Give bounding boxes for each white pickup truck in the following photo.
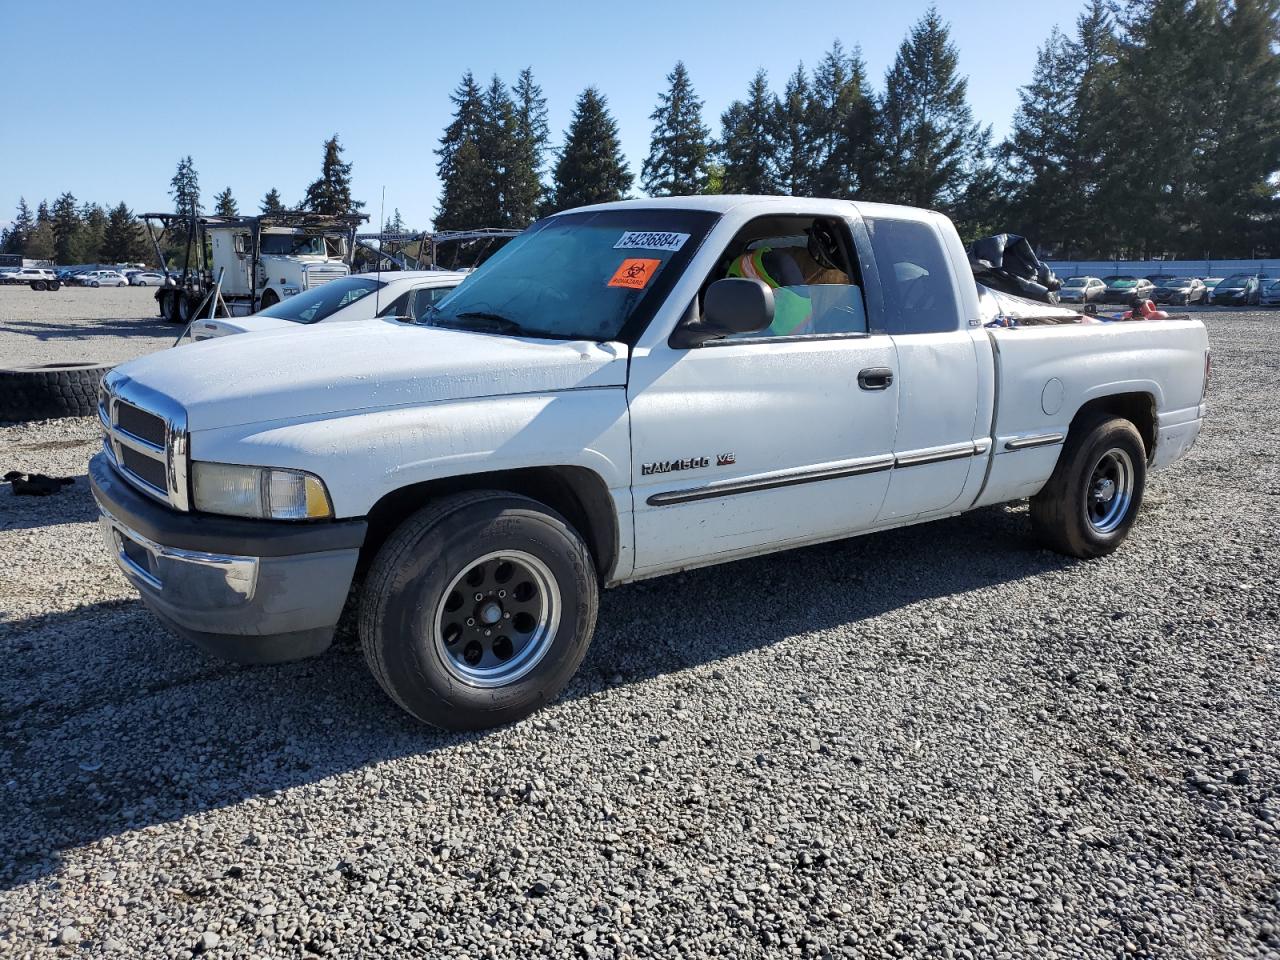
[91,196,1210,730]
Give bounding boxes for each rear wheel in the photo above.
[1031,415,1146,559]
[359,491,598,730]
[32,280,47,291]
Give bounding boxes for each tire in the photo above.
[1030,414,1147,559]
[176,293,193,325]
[117,281,126,287]
[136,281,147,286]
[32,280,47,291]
[359,490,599,730]
[49,280,60,291]
[90,281,100,288]
[0,361,113,421]
[259,289,279,310]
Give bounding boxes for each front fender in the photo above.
[188,388,634,520]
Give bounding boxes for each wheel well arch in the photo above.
[1069,392,1157,461]
[358,466,620,583]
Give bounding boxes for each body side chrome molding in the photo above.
[645,437,995,507]
[646,454,896,506]
[1003,432,1065,451]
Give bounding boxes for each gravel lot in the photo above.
[0,286,174,366]
[1,311,1277,959]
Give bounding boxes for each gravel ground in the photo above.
[0,311,1277,959]
[0,286,174,366]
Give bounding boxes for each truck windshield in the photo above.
[425,209,718,342]
[256,276,384,324]
[260,234,326,256]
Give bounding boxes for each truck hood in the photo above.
[111,321,629,431]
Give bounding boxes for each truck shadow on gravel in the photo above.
[0,501,1073,890]
[0,316,175,344]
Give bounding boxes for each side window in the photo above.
[707,216,868,341]
[376,291,411,319]
[410,285,453,322]
[864,217,960,335]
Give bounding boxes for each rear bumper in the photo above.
[90,452,366,663]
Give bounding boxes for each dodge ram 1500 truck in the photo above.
[91,197,1210,729]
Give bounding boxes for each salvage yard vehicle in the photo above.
[1209,272,1269,306]
[1057,276,1105,303]
[78,269,128,288]
[185,270,465,340]
[1151,277,1207,305]
[6,266,61,290]
[1260,278,1280,306]
[1101,275,1155,303]
[90,196,1210,730]
[141,210,368,324]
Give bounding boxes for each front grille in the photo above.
[304,266,347,289]
[119,445,169,491]
[116,402,166,447]
[99,381,189,511]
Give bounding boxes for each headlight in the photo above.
[191,462,332,520]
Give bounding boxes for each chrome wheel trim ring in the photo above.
[433,549,561,689]
[1085,447,1135,535]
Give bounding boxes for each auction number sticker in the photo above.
[614,231,690,252]
[608,258,662,290]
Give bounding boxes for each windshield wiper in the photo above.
[437,311,526,334]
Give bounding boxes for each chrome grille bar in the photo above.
[98,372,190,511]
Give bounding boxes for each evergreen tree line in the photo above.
[435,1,1280,258]
[7,2,1278,262]
[1,135,363,265]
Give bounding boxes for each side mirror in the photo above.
[672,277,775,347]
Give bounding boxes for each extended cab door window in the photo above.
[863,217,961,335]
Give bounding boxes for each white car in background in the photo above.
[128,271,167,286]
[187,270,466,340]
[79,270,129,287]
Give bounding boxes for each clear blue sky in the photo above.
[0,0,1087,231]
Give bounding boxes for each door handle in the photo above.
[858,367,894,391]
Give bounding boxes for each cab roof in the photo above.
[556,194,938,223]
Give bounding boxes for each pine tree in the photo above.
[1062,0,1120,256]
[101,203,139,263]
[547,87,633,212]
[480,75,518,226]
[435,72,496,229]
[719,70,780,195]
[304,135,363,215]
[642,62,711,196]
[775,64,815,196]
[36,200,51,225]
[1187,0,1280,256]
[3,198,34,255]
[1002,28,1079,250]
[169,156,201,215]
[75,202,107,263]
[384,208,408,233]
[505,67,549,226]
[808,42,880,198]
[51,192,80,264]
[260,188,285,214]
[213,187,238,217]
[879,8,988,212]
[24,221,55,261]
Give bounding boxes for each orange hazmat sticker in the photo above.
[608,258,661,290]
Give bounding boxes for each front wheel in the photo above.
[359,491,599,730]
[1031,415,1146,559]
[90,281,100,288]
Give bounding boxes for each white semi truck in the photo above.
[140,211,368,324]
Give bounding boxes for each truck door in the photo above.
[627,212,900,578]
[859,214,983,521]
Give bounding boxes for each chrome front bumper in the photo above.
[99,505,257,606]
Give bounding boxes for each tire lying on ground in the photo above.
[0,362,114,421]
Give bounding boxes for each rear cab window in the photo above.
[862,216,961,336]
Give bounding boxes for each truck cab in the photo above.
[93,196,1210,731]
[209,225,351,310]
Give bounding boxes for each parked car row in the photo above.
[1058,271,1278,306]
